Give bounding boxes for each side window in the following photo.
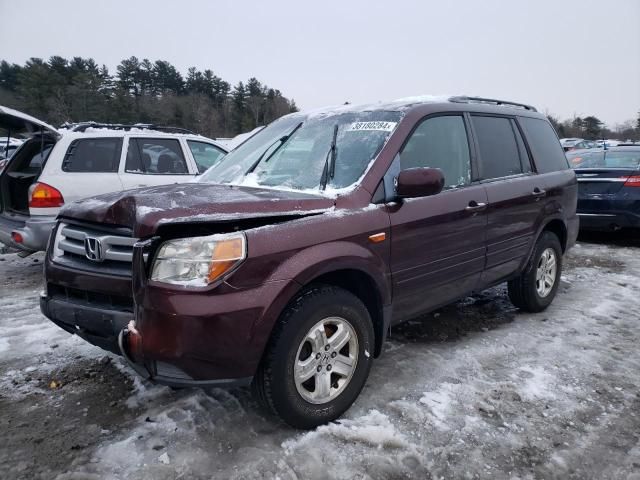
[125,138,189,174]
[512,119,533,173]
[62,138,122,173]
[518,117,570,173]
[399,115,471,188]
[471,116,522,180]
[187,140,226,173]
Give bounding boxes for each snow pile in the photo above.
[279,410,424,479]
[3,240,640,478]
[283,410,409,451]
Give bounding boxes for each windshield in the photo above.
[200,110,403,191]
[569,150,640,169]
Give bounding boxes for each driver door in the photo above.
[388,114,488,322]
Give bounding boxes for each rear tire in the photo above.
[508,231,563,313]
[253,285,374,429]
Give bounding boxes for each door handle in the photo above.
[465,201,487,212]
[532,188,546,200]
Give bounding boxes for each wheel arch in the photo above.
[542,218,568,253]
[251,246,392,370]
[302,268,388,358]
[519,216,568,273]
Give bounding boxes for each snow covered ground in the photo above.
[1,233,640,479]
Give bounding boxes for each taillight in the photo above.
[623,175,640,187]
[29,182,64,208]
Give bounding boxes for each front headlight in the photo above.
[150,232,246,287]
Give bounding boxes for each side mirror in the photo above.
[395,167,444,198]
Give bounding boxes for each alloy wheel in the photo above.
[536,247,557,298]
[293,316,359,404]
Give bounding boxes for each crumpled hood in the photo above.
[59,182,335,237]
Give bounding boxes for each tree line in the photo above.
[546,112,640,141]
[0,56,298,138]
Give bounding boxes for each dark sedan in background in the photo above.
[568,147,640,231]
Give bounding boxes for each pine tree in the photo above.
[0,55,297,137]
[582,116,603,140]
[231,81,247,132]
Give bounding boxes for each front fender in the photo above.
[267,240,391,305]
[246,240,392,366]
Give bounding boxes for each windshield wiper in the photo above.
[245,121,303,175]
[320,124,339,190]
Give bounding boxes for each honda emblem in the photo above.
[84,237,104,262]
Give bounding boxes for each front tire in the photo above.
[253,285,374,429]
[508,231,563,312]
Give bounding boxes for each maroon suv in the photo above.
[41,96,578,428]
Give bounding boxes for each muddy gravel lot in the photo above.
[1,232,640,480]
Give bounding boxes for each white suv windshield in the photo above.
[200,111,402,191]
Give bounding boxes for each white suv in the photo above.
[0,106,227,253]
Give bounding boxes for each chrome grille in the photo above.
[58,224,137,262]
[53,222,138,276]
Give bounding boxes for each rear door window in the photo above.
[125,138,189,174]
[471,115,522,180]
[399,115,472,188]
[518,117,569,173]
[187,140,226,173]
[62,138,122,172]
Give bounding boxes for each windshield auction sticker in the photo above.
[347,121,397,132]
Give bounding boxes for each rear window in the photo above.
[471,115,523,179]
[125,138,189,175]
[569,150,640,169]
[518,117,569,173]
[62,138,122,173]
[6,139,54,174]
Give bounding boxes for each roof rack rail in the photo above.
[65,122,196,135]
[616,143,639,147]
[448,96,538,112]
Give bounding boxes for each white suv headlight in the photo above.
[150,232,246,287]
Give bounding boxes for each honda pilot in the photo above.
[41,95,578,428]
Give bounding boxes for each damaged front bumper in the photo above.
[118,324,252,389]
[40,292,252,388]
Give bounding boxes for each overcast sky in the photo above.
[1,0,639,126]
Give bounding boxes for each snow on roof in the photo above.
[303,94,454,118]
[56,127,223,147]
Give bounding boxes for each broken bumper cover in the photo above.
[118,327,252,389]
[40,293,252,388]
[40,293,131,355]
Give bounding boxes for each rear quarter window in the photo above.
[518,117,569,173]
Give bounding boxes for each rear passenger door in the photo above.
[389,114,488,322]
[470,115,546,285]
[118,137,196,190]
[46,137,125,204]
